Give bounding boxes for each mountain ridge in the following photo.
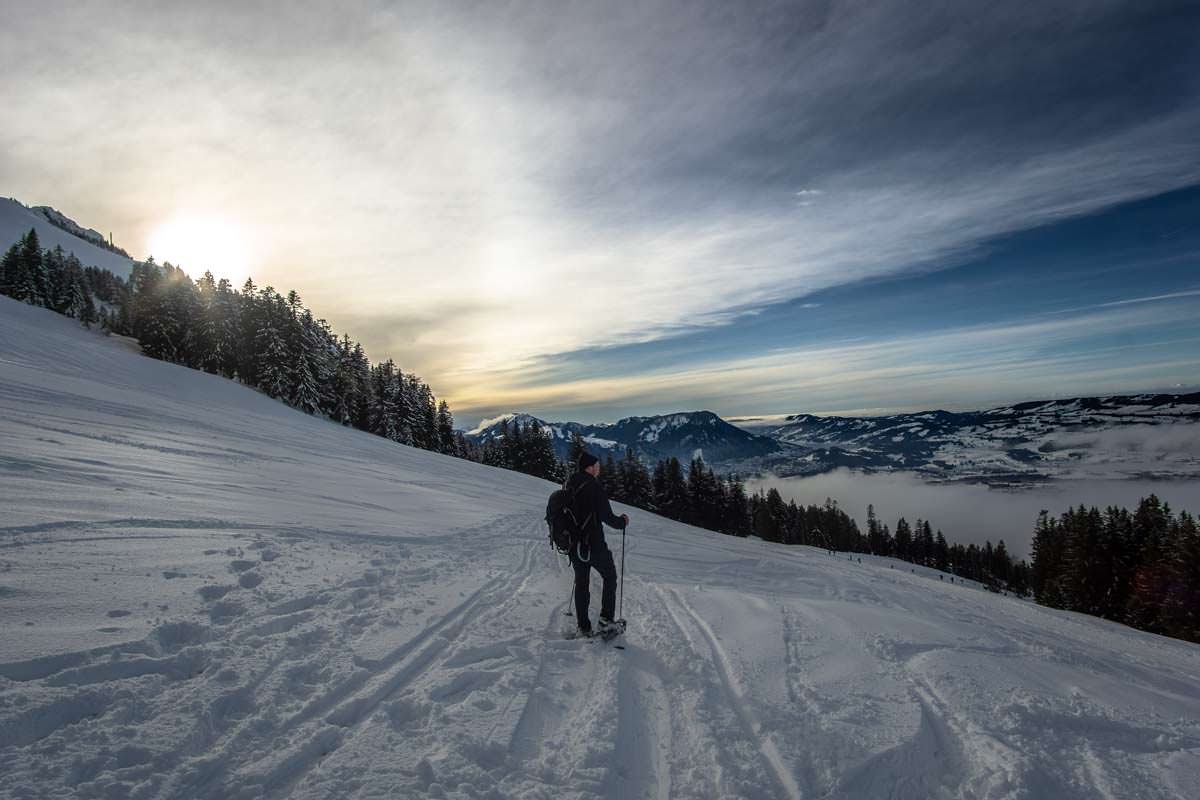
[470,392,1200,485]
[0,197,135,278]
[464,408,781,465]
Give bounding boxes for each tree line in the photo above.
[1,229,462,458]
[1030,496,1199,643]
[0,228,116,324]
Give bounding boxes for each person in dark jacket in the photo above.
[566,451,629,636]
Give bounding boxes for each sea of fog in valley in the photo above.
[746,469,1200,559]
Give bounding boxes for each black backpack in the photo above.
[545,484,592,559]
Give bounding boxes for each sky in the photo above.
[2,0,1198,427]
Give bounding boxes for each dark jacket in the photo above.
[565,470,626,547]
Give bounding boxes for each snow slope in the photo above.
[1,296,1198,799]
[0,197,134,278]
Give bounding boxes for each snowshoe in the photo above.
[596,618,626,642]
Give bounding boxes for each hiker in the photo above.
[566,452,629,636]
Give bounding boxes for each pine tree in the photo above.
[436,401,455,454]
[1104,506,1136,620]
[483,419,510,468]
[255,290,292,400]
[130,259,182,361]
[663,457,689,521]
[291,350,323,414]
[193,271,221,373]
[1162,511,1200,642]
[1030,511,1067,607]
[686,457,720,530]
[44,245,69,313]
[5,230,40,303]
[19,229,47,304]
[601,454,620,500]
[331,335,361,425]
[420,385,438,451]
[290,309,334,416]
[213,278,240,377]
[894,518,913,562]
[349,342,372,430]
[934,530,950,572]
[755,487,787,543]
[918,521,935,567]
[236,278,262,384]
[725,477,751,537]
[0,239,19,296]
[866,504,883,554]
[619,448,654,511]
[507,421,527,472]
[992,539,1012,588]
[1127,495,1172,632]
[382,364,408,443]
[523,421,561,481]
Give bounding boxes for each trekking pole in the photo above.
[566,573,575,617]
[619,522,627,621]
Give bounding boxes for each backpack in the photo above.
[545,483,592,559]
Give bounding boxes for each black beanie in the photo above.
[578,452,599,471]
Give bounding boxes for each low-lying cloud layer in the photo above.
[1045,424,1200,458]
[748,469,1200,560]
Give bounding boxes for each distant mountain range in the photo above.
[465,410,781,466]
[468,393,1200,485]
[745,393,1200,485]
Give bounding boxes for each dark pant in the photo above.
[572,542,617,627]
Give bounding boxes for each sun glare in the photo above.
[147,215,254,287]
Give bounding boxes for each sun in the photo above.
[147,214,254,287]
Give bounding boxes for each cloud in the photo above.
[1045,424,1200,458]
[453,300,1200,424]
[1096,290,1200,309]
[2,1,1197,406]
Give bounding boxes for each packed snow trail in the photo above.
[1,296,1199,799]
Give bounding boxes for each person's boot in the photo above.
[597,617,624,637]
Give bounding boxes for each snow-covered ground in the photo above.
[2,296,1198,799]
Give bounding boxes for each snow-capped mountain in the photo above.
[465,409,781,465]
[739,394,1200,484]
[470,394,1200,485]
[0,197,135,278]
[3,295,1197,799]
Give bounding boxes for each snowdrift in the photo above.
[1,296,1197,799]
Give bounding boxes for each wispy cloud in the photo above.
[452,301,1200,422]
[1096,289,1200,309]
[2,1,1197,414]
[1045,288,1200,316]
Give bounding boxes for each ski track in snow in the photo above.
[662,586,802,800]
[2,296,1200,799]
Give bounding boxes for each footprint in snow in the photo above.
[238,572,263,589]
[197,584,235,601]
